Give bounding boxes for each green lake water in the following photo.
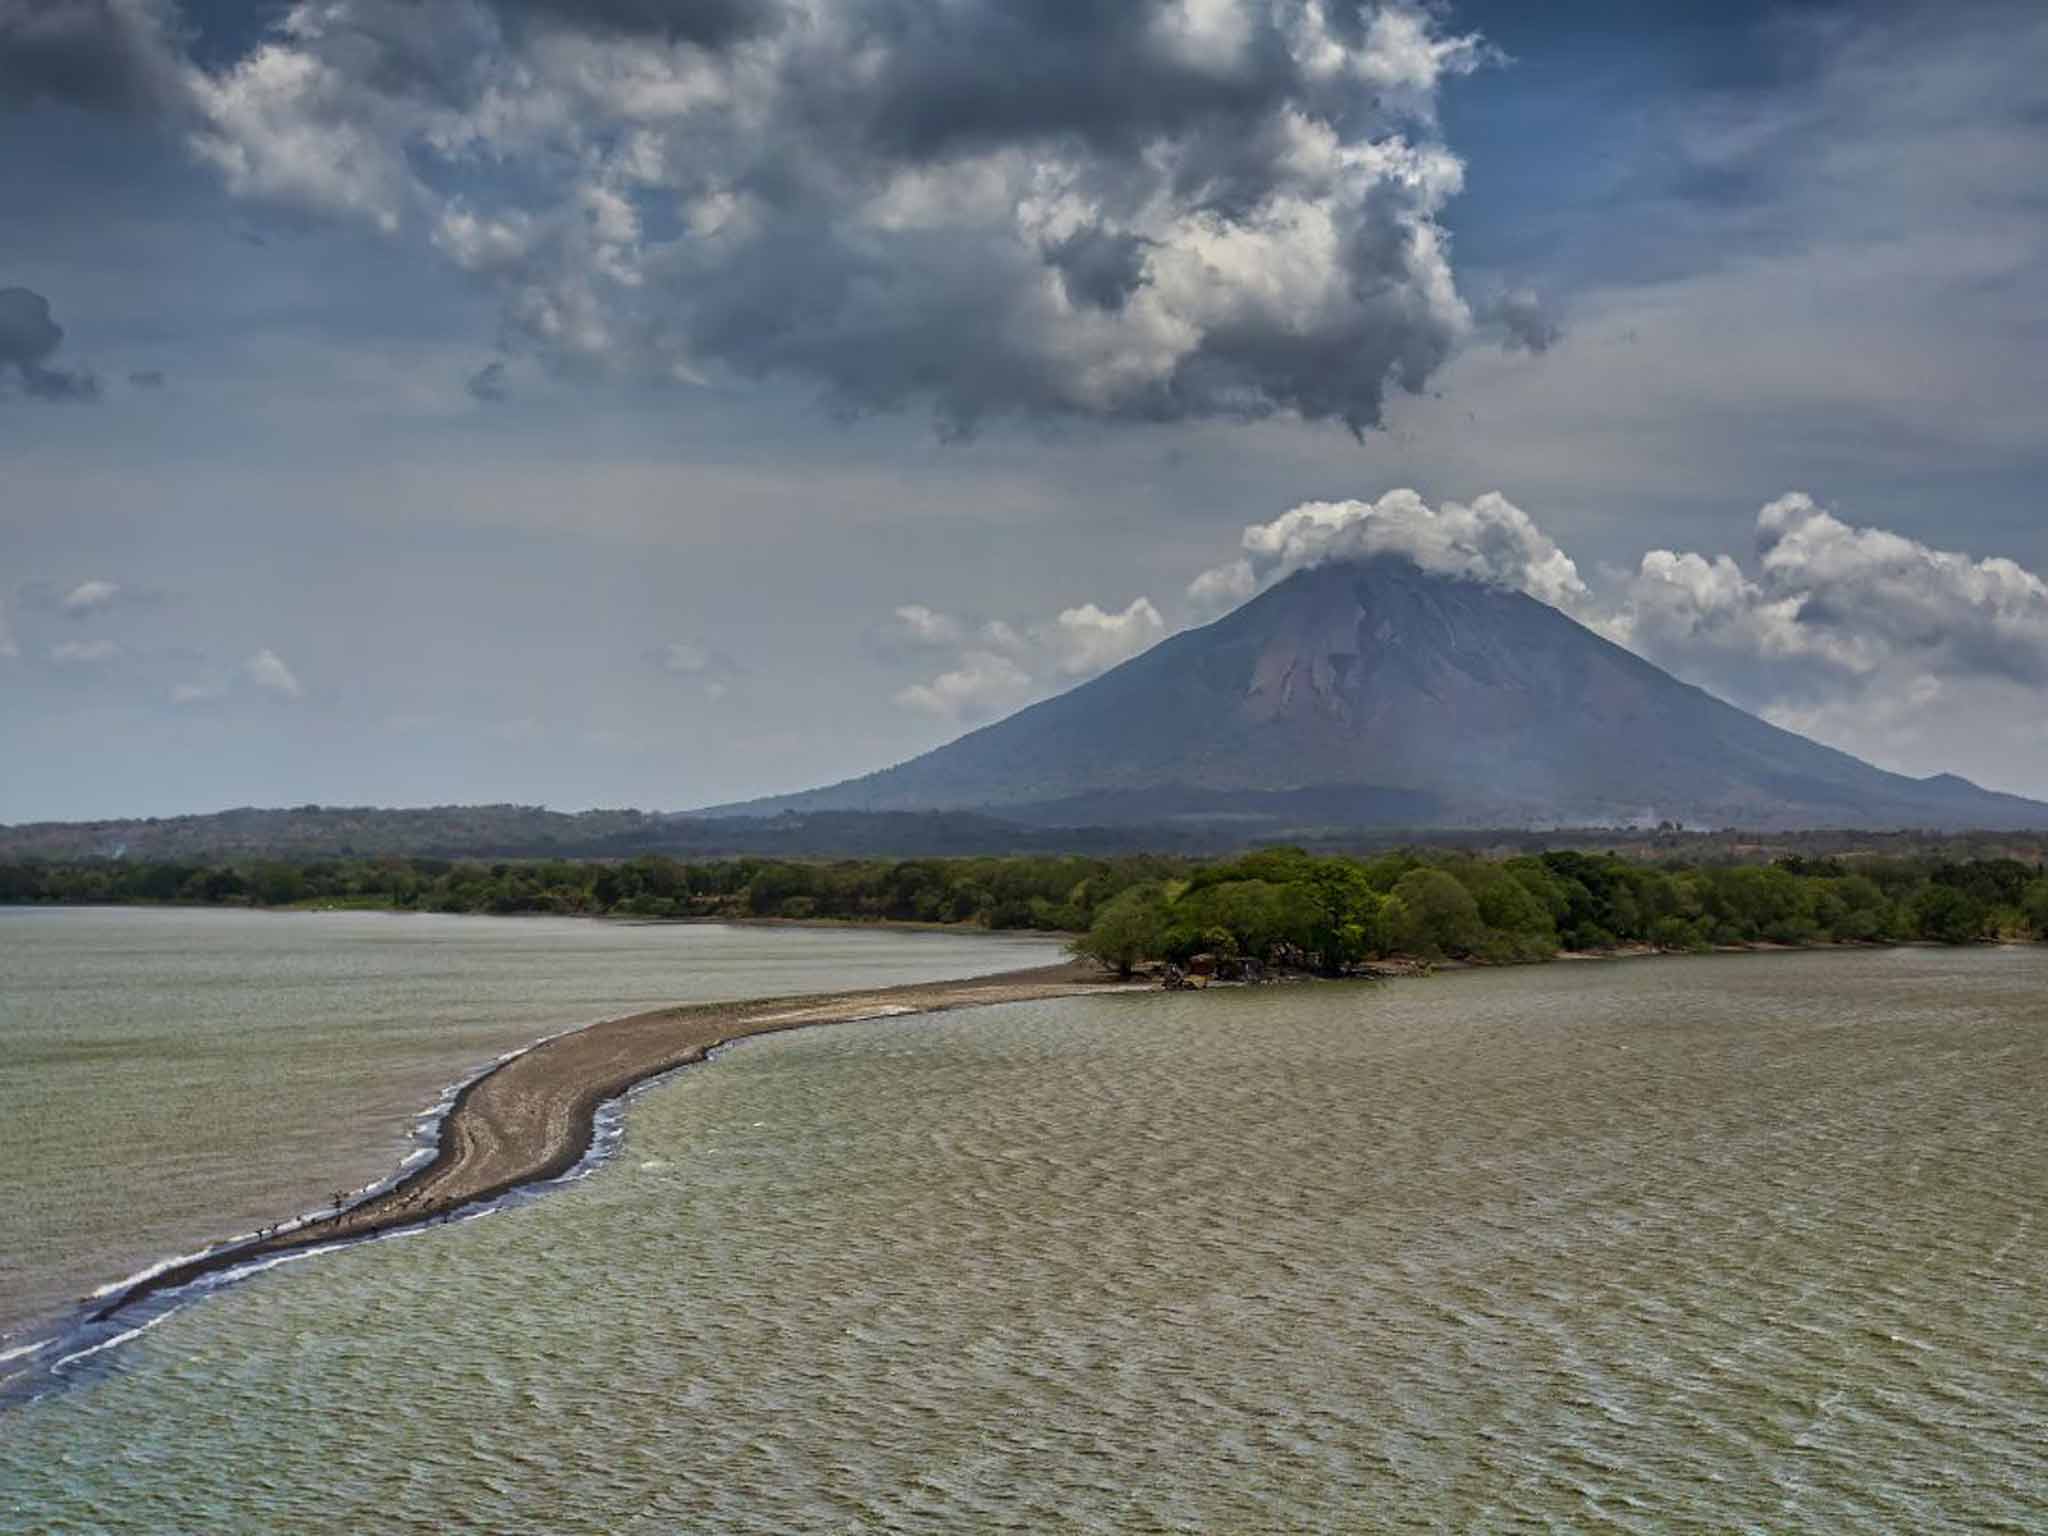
[4,934,2046,1530]
[0,907,1058,1342]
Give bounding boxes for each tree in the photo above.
[1390,869,1484,958]
[1071,885,1167,976]
[2023,877,2048,939]
[1913,883,1987,945]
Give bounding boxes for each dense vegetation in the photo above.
[0,853,1180,928]
[1067,848,2048,975]
[10,802,2048,865]
[5,849,2047,974]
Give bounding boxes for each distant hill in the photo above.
[0,805,663,862]
[711,556,2048,833]
[0,803,1265,862]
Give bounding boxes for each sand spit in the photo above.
[88,960,1130,1324]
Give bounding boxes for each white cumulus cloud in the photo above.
[1185,557,1258,620]
[62,578,122,615]
[894,650,1035,724]
[889,593,1165,722]
[1581,492,2048,789]
[1612,493,2048,692]
[245,647,303,697]
[888,605,965,650]
[1042,598,1165,678]
[1190,487,1591,614]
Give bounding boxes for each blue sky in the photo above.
[4,0,2046,819]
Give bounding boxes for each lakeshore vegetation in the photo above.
[6,848,2048,973]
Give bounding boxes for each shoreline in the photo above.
[84,958,1139,1326]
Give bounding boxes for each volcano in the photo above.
[717,558,2048,831]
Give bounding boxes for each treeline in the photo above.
[5,849,2047,969]
[1069,847,2048,974]
[13,803,2048,866]
[0,853,1181,929]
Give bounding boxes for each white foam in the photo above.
[89,1242,230,1301]
[52,1310,177,1373]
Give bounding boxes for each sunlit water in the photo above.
[0,907,1059,1341]
[5,944,2048,1530]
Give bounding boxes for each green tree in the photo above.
[1071,885,1168,976]
[1390,869,1484,958]
[2022,877,2048,939]
[1913,883,1987,944]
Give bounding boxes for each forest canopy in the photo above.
[5,848,2046,973]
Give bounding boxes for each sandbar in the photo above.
[92,959,1127,1321]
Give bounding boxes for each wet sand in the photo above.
[91,959,1129,1321]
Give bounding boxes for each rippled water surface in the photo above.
[6,946,2047,1531]
[0,907,1058,1339]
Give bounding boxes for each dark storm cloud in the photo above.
[488,0,777,48]
[0,0,190,115]
[1044,225,1151,314]
[0,287,100,402]
[808,1,1295,161]
[171,0,1490,436]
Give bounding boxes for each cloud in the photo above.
[1611,493,2048,696]
[894,650,1035,724]
[0,599,17,660]
[655,638,738,699]
[871,603,1040,667]
[151,0,1492,435]
[656,640,719,675]
[887,604,965,650]
[487,0,774,48]
[888,593,1163,721]
[127,368,166,389]
[0,0,193,116]
[170,651,310,706]
[1192,487,1591,613]
[1485,288,1560,355]
[0,287,100,402]
[466,360,509,402]
[1185,557,1258,620]
[244,647,303,696]
[50,638,119,663]
[62,578,122,616]
[1043,597,1165,678]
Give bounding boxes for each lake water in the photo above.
[0,907,1059,1343]
[4,940,2046,1530]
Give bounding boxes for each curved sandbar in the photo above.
[91,959,1126,1322]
